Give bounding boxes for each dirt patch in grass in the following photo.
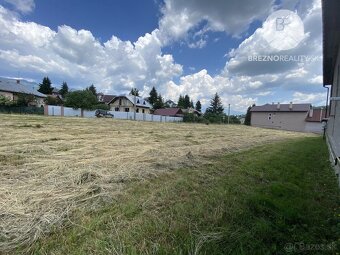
[0,114,314,253]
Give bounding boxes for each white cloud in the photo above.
[158,0,274,46]
[4,0,34,13]
[292,92,325,105]
[0,6,182,95]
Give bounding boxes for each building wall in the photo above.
[109,97,150,114]
[304,122,323,134]
[326,44,340,179]
[251,111,308,132]
[0,91,14,100]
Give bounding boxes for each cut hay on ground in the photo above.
[0,114,313,252]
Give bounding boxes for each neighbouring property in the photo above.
[154,108,184,117]
[323,0,340,183]
[250,103,325,133]
[0,78,46,107]
[108,95,151,114]
[97,93,116,104]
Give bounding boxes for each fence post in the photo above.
[44,105,48,116]
[61,105,64,117]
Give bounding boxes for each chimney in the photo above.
[289,102,293,110]
[309,108,313,118]
[16,79,20,84]
[277,102,280,110]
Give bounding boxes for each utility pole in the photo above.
[228,104,230,124]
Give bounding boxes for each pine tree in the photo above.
[206,93,224,114]
[195,100,202,112]
[87,84,97,95]
[130,88,140,96]
[59,82,69,97]
[190,100,194,108]
[154,94,164,109]
[177,95,185,108]
[149,87,158,107]
[184,95,190,109]
[38,77,53,95]
[244,104,255,126]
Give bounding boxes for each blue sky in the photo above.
[0,0,325,113]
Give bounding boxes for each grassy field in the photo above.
[0,114,322,253]
[26,137,340,254]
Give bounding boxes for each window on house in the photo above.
[142,109,145,113]
[137,99,140,104]
[115,107,119,111]
[125,108,129,112]
[143,101,146,105]
[136,108,139,113]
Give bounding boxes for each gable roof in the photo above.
[109,95,152,108]
[99,94,116,104]
[0,78,47,98]
[306,109,326,122]
[250,103,311,112]
[154,108,183,116]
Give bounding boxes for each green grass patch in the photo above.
[24,137,340,254]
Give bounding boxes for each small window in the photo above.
[143,101,146,105]
[136,108,139,113]
[125,108,129,112]
[142,109,145,113]
[115,107,119,111]
[137,99,140,104]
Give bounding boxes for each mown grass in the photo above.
[24,137,339,254]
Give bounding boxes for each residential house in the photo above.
[154,108,184,117]
[323,0,340,183]
[165,99,177,108]
[97,93,116,104]
[250,103,314,132]
[0,78,46,107]
[108,95,151,114]
[182,107,202,116]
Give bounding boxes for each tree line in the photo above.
[31,77,243,124]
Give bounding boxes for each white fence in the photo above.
[46,105,183,123]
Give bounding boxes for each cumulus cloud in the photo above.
[0,6,182,95]
[158,0,274,45]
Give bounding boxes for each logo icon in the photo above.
[262,10,305,51]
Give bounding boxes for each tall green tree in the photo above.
[184,95,191,109]
[244,104,255,126]
[59,82,69,97]
[64,90,98,110]
[195,100,202,112]
[206,93,224,114]
[38,77,53,95]
[153,94,164,110]
[130,88,140,96]
[148,86,158,107]
[177,95,185,108]
[87,84,97,95]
